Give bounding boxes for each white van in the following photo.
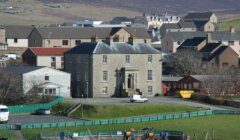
[0,105,9,123]
[130,95,148,103]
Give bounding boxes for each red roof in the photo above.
[30,48,70,56]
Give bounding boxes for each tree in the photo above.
[0,70,24,105]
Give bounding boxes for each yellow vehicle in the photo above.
[177,90,194,99]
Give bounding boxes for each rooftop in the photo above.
[30,48,70,56]
[65,42,160,54]
[2,25,34,38]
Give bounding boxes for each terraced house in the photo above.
[64,42,162,98]
[28,27,151,48]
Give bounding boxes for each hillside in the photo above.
[0,0,240,25]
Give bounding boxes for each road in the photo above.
[67,97,225,110]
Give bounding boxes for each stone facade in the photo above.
[64,42,162,98]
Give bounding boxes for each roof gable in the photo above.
[2,25,34,39]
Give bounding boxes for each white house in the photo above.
[5,66,71,98]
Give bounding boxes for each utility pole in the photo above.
[81,94,83,118]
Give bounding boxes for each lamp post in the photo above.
[81,94,83,118]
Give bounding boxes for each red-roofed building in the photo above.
[22,47,69,69]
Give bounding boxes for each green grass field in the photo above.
[219,18,240,31]
[0,131,17,140]
[21,115,240,140]
[52,103,200,120]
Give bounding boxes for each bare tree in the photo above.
[0,70,24,105]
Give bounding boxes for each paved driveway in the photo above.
[66,97,225,110]
[1,114,79,126]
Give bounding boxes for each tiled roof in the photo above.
[30,48,70,56]
[2,25,34,38]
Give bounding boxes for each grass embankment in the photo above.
[22,115,240,140]
[219,18,240,31]
[51,102,199,120]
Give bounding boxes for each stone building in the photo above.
[28,27,151,48]
[64,42,162,98]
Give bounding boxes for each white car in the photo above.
[130,95,148,103]
[0,105,9,123]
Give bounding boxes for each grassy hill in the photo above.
[0,0,240,25]
[219,18,240,31]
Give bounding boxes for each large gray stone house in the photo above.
[64,42,162,98]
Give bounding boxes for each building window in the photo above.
[51,57,56,62]
[188,84,192,89]
[62,40,68,45]
[148,55,152,63]
[51,57,56,68]
[184,84,187,89]
[103,55,107,64]
[193,82,199,89]
[113,35,119,42]
[177,41,181,45]
[148,86,153,93]
[125,55,130,63]
[45,76,49,81]
[102,86,108,94]
[45,88,56,95]
[144,39,147,43]
[147,70,152,81]
[228,41,234,46]
[103,71,108,81]
[47,40,50,44]
[14,38,18,43]
[222,63,229,67]
[75,40,81,45]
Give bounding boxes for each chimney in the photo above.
[230,26,235,33]
[206,33,212,43]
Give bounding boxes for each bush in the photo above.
[191,93,240,108]
[51,102,73,115]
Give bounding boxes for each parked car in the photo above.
[0,105,9,123]
[35,108,51,115]
[130,95,148,103]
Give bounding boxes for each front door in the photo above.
[127,74,134,89]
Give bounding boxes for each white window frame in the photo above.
[147,70,153,81]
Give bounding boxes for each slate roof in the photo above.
[2,25,34,38]
[199,43,221,52]
[166,31,240,42]
[208,45,229,60]
[162,23,180,29]
[162,76,183,82]
[65,42,160,54]
[4,66,44,74]
[36,27,150,39]
[179,37,206,48]
[30,48,70,56]
[178,21,196,28]
[184,12,214,21]
[194,20,209,28]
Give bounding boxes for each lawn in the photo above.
[52,103,200,120]
[22,115,240,140]
[0,131,17,140]
[219,18,240,31]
